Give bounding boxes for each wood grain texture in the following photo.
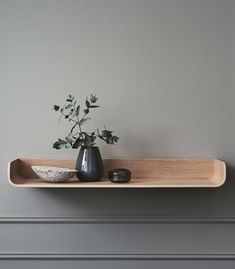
[8,158,226,188]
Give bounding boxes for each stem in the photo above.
[78,122,82,133]
[61,111,77,123]
[96,129,107,143]
[98,136,106,143]
[77,111,87,134]
[70,123,78,134]
[61,102,81,134]
[62,99,91,137]
[73,131,95,137]
[80,112,86,121]
[72,101,83,133]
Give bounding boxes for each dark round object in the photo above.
[109,168,131,183]
[76,146,104,182]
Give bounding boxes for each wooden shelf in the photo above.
[8,158,226,188]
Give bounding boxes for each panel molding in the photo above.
[0,215,235,223]
[0,252,235,260]
[1,216,235,260]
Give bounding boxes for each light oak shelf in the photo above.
[8,158,226,188]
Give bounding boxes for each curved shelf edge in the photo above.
[8,158,226,188]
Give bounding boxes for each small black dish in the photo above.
[108,168,131,183]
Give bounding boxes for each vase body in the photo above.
[76,146,104,181]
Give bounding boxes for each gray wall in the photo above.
[0,0,234,268]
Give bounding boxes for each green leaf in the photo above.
[64,104,73,109]
[112,136,119,143]
[65,134,74,145]
[107,137,113,144]
[71,105,80,118]
[102,130,113,137]
[72,137,83,148]
[79,117,91,126]
[86,99,90,108]
[81,132,96,146]
[89,105,99,108]
[64,143,71,149]
[53,105,60,111]
[90,94,98,103]
[66,94,74,102]
[59,138,67,142]
[75,105,80,116]
[53,139,70,150]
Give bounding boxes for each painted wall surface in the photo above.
[0,0,234,268]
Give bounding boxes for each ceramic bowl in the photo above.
[31,166,77,183]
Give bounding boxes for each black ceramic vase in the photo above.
[76,146,104,182]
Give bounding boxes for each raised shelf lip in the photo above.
[8,158,226,188]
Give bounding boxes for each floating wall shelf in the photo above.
[8,158,226,188]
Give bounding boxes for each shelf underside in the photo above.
[8,158,226,188]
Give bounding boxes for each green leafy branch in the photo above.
[52,94,119,149]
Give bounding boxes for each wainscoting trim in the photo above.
[0,215,235,223]
[0,252,235,260]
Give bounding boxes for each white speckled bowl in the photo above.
[32,166,77,183]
